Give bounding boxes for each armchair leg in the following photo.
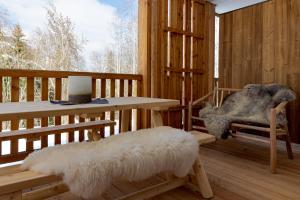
[270,109,277,174]
[284,125,294,160]
[270,134,277,174]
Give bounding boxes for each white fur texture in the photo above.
[22,126,198,199]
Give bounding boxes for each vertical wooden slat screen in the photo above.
[110,79,115,135]
[184,0,192,130]
[149,0,215,129]
[55,78,62,145]
[26,78,34,152]
[0,69,142,164]
[11,77,19,155]
[41,78,48,148]
[169,0,184,129]
[192,1,205,101]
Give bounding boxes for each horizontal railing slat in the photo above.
[0,69,142,80]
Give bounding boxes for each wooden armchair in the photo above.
[188,87,294,173]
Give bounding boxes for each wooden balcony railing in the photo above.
[0,69,142,164]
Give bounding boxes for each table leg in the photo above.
[152,110,164,127]
[121,109,131,132]
[153,110,172,180]
[88,129,102,141]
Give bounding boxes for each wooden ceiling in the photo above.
[209,0,267,14]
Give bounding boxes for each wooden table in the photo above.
[0,97,180,132]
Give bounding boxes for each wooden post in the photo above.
[205,2,216,92]
[55,78,62,145]
[121,110,131,133]
[128,80,133,131]
[11,77,19,155]
[138,0,152,129]
[26,78,34,152]
[100,79,106,135]
[119,79,125,132]
[110,79,116,135]
[41,78,48,148]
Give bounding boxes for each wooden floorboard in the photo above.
[46,138,300,200]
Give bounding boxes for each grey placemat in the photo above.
[50,98,109,105]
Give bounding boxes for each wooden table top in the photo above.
[0,97,180,121]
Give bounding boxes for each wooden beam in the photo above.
[138,0,152,128]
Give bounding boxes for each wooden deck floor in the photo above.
[49,138,300,200]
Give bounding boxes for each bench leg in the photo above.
[193,155,213,199]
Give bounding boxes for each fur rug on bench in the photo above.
[22,126,198,199]
[199,84,296,139]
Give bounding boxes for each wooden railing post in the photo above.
[55,78,62,145]
[100,79,106,135]
[128,80,133,131]
[119,79,125,132]
[11,77,19,155]
[41,78,49,148]
[136,80,142,130]
[26,78,35,152]
[110,79,116,135]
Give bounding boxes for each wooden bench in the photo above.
[0,131,215,200]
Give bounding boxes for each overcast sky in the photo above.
[0,0,136,68]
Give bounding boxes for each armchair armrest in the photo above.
[192,92,214,106]
[188,92,213,130]
[275,101,288,114]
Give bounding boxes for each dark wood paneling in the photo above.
[219,0,300,142]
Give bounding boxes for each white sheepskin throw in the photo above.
[22,126,198,199]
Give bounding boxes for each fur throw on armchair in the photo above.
[199,84,296,139]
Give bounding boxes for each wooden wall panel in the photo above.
[219,0,300,142]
